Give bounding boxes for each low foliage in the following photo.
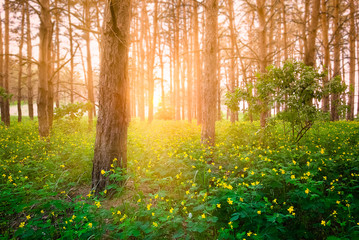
[1,118,359,239]
[226,61,347,142]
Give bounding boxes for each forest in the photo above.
[1,0,359,239]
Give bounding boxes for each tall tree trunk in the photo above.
[228,0,236,123]
[304,0,320,67]
[347,0,355,120]
[217,54,221,121]
[18,3,26,122]
[174,0,181,120]
[330,0,340,121]
[321,0,330,112]
[194,1,202,125]
[3,0,10,126]
[281,0,288,60]
[138,1,146,121]
[0,9,4,121]
[55,0,60,108]
[183,1,192,122]
[47,28,54,129]
[85,0,95,130]
[38,0,52,137]
[148,0,158,123]
[301,0,309,60]
[158,21,165,107]
[26,2,33,120]
[357,16,359,116]
[257,0,267,128]
[95,1,102,71]
[201,0,218,146]
[68,0,74,103]
[92,0,131,194]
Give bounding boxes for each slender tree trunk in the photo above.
[217,55,221,121]
[257,0,267,128]
[85,0,95,130]
[0,10,4,121]
[38,0,52,137]
[47,25,54,129]
[55,0,60,108]
[228,0,237,123]
[304,0,320,67]
[92,0,131,194]
[331,0,340,121]
[301,0,309,60]
[281,0,288,60]
[170,36,174,119]
[26,2,33,120]
[357,17,359,116]
[194,2,202,125]
[321,0,330,112]
[158,21,165,107]
[347,0,355,120]
[148,0,158,123]
[184,1,193,123]
[68,0,74,103]
[201,0,218,146]
[17,3,26,122]
[138,1,146,121]
[3,0,10,126]
[174,0,181,120]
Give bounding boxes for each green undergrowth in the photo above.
[1,117,359,239]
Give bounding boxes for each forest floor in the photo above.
[1,117,359,239]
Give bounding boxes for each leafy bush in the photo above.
[54,102,93,122]
[226,61,347,143]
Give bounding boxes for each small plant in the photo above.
[54,102,93,122]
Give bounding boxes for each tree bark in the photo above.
[148,0,158,123]
[138,1,146,121]
[194,1,202,125]
[18,3,26,122]
[201,0,218,146]
[174,0,181,120]
[321,0,330,112]
[330,0,340,121]
[185,1,193,123]
[68,0,74,103]
[281,0,288,60]
[347,0,355,120]
[304,0,320,67]
[301,0,309,59]
[257,0,267,128]
[55,0,60,108]
[0,9,4,122]
[3,0,10,126]
[26,1,33,120]
[85,0,95,130]
[228,0,236,123]
[38,0,52,137]
[92,0,131,193]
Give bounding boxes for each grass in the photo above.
[1,117,359,239]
